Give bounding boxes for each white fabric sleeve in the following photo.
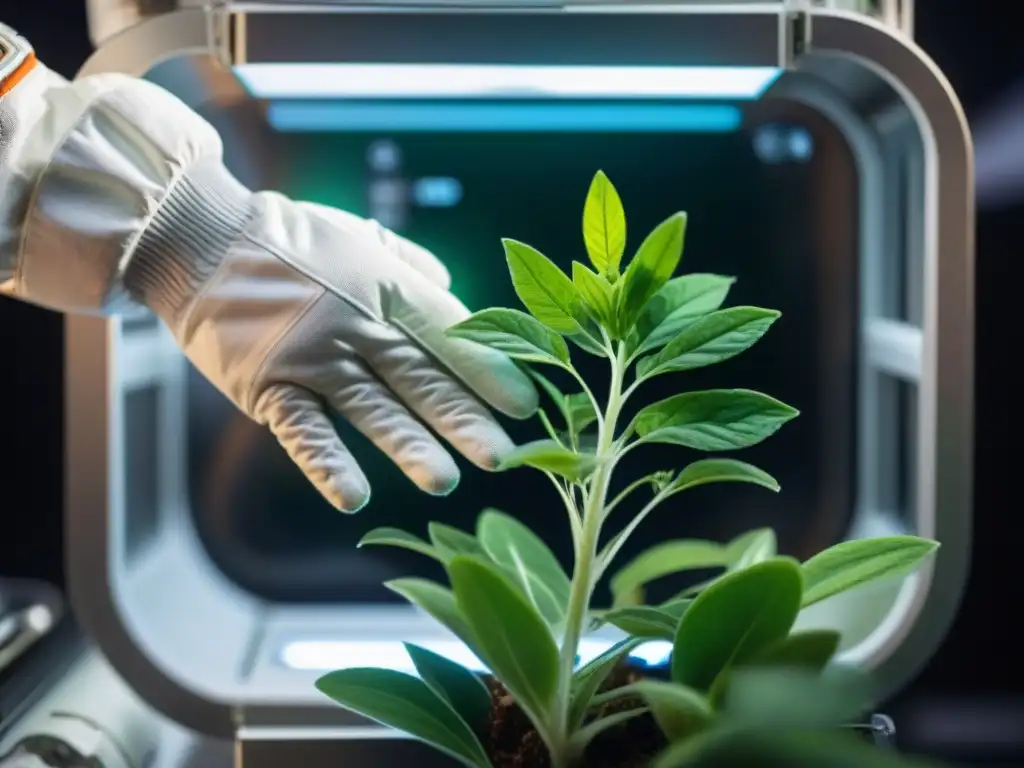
[0,61,252,315]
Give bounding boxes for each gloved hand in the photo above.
[140,175,537,512]
[3,68,537,511]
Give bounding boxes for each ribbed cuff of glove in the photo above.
[126,158,256,323]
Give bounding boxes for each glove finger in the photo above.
[317,355,462,496]
[355,326,517,472]
[374,223,452,290]
[258,382,371,513]
[389,279,539,420]
[298,201,451,288]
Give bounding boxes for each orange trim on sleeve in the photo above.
[0,51,38,97]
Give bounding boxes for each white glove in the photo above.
[144,174,538,511]
[3,68,537,511]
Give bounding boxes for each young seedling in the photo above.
[315,171,941,768]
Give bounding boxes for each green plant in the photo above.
[315,171,940,767]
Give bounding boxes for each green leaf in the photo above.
[568,708,650,754]
[637,306,780,378]
[800,536,940,608]
[667,579,716,603]
[565,392,598,437]
[497,439,598,481]
[428,523,486,563]
[611,540,727,607]
[614,680,713,741]
[634,389,800,452]
[631,274,736,356]
[529,372,596,441]
[569,330,608,357]
[358,527,438,560]
[447,308,570,366]
[653,727,935,768]
[315,668,490,768]
[573,261,616,326]
[573,636,644,680]
[568,637,643,729]
[476,509,571,628]
[661,599,695,620]
[404,643,492,730]
[582,170,627,276]
[671,558,803,691]
[448,556,560,725]
[668,459,780,495]
[721,666,875,730]
[385,578,474,645]
[617,212,688,329]
[664,530,779,604]
[749,630,841,671]
[503,238,582,333]
[602,605,688,640]
[725,528,778,570]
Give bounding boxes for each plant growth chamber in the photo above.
[20,0,975,764]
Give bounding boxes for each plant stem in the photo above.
[549,343,628,767]
[621,376,645,406]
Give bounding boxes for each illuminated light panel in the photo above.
[267,102,744,133]
[280,638,673,673]
[236,63,781,100]
[413,177,463,207]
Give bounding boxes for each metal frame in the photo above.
[83,1,916,49]
[66,4,972,737]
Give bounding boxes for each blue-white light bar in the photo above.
[281,638,672,673]
[267,103,744,133]
[236,63,781,101]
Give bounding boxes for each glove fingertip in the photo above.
[408,459,461,497]
[492,366,540,421]
[505,397,540,421]
[340,494,371,514]
[329,476,371,513]
[457,427,516,473]
[427,477,460,497]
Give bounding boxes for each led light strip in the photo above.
[267,102,744,133]
[236,63,781,100]
[281,638,673,673]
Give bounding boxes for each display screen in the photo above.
[188,101,860,603]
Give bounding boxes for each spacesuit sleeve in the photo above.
[0,59,233,314]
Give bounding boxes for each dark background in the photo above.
[1,0,1020,758]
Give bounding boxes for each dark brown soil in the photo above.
[482,665,667,768]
